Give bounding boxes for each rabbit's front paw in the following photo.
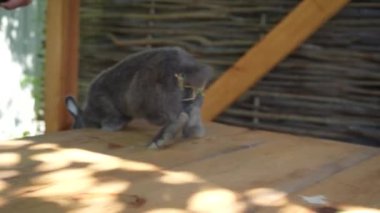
[147,140,166,150]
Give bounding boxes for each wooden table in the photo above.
[0,121,379,213]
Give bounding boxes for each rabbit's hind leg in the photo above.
[101,115,132,131]
[93,95,132,131]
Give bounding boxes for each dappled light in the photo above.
[0,153,20,167]
[0,122,379,212]
[158,171,201,185]
[31,154,70,172]
[244,188,288,207]
[337,206,380,213]
[0,181,7,191]
[188,188,244,212]
[145,208,188,213]
[277,204,312,213]
[0,170,19,180]
[29,143,60,150]
[0,140,33,148]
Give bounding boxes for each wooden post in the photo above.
[44,0,80,132]
[202,0,350,121]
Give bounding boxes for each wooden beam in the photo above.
[44,0,80,132]
[202,0,350,121]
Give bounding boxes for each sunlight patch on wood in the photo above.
[118,160,161,172]
[158,171,202,185]
[0,153,20,168]
[0,180,8,192]
[0,140,33,149]
[0,170,19,180]
[32,151,71,172]
[245,188,288,207]
[61,149,160,172]
[29,143,60,150]
[86,181,130,195]
[33,168,94,185]
[188,188,244,212]
[145,208,188,213]
[278,204,313,213]
[8,180,131,212]
[31,148,161,173]
[27,179,96,197]
[338,206,380,213]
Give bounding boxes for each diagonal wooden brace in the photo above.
[201,0,350,121]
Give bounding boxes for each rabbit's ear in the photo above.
[65,96,81,118]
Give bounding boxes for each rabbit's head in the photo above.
[65,96,86,129]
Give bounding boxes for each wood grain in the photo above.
[0,122,378,212]
[44,0,80,132]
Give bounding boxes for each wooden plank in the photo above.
[0,122,266,184]
[117,142,374,212]
[271,155,380,213]
[202,0,350,121]
[0,123,378,212]
[306,155,380,208]
[44,0,80,132]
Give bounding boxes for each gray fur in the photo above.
[65,47,212,149]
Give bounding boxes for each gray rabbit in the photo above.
[65,47,212,149]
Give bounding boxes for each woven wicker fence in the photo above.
[79,0,380,146]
